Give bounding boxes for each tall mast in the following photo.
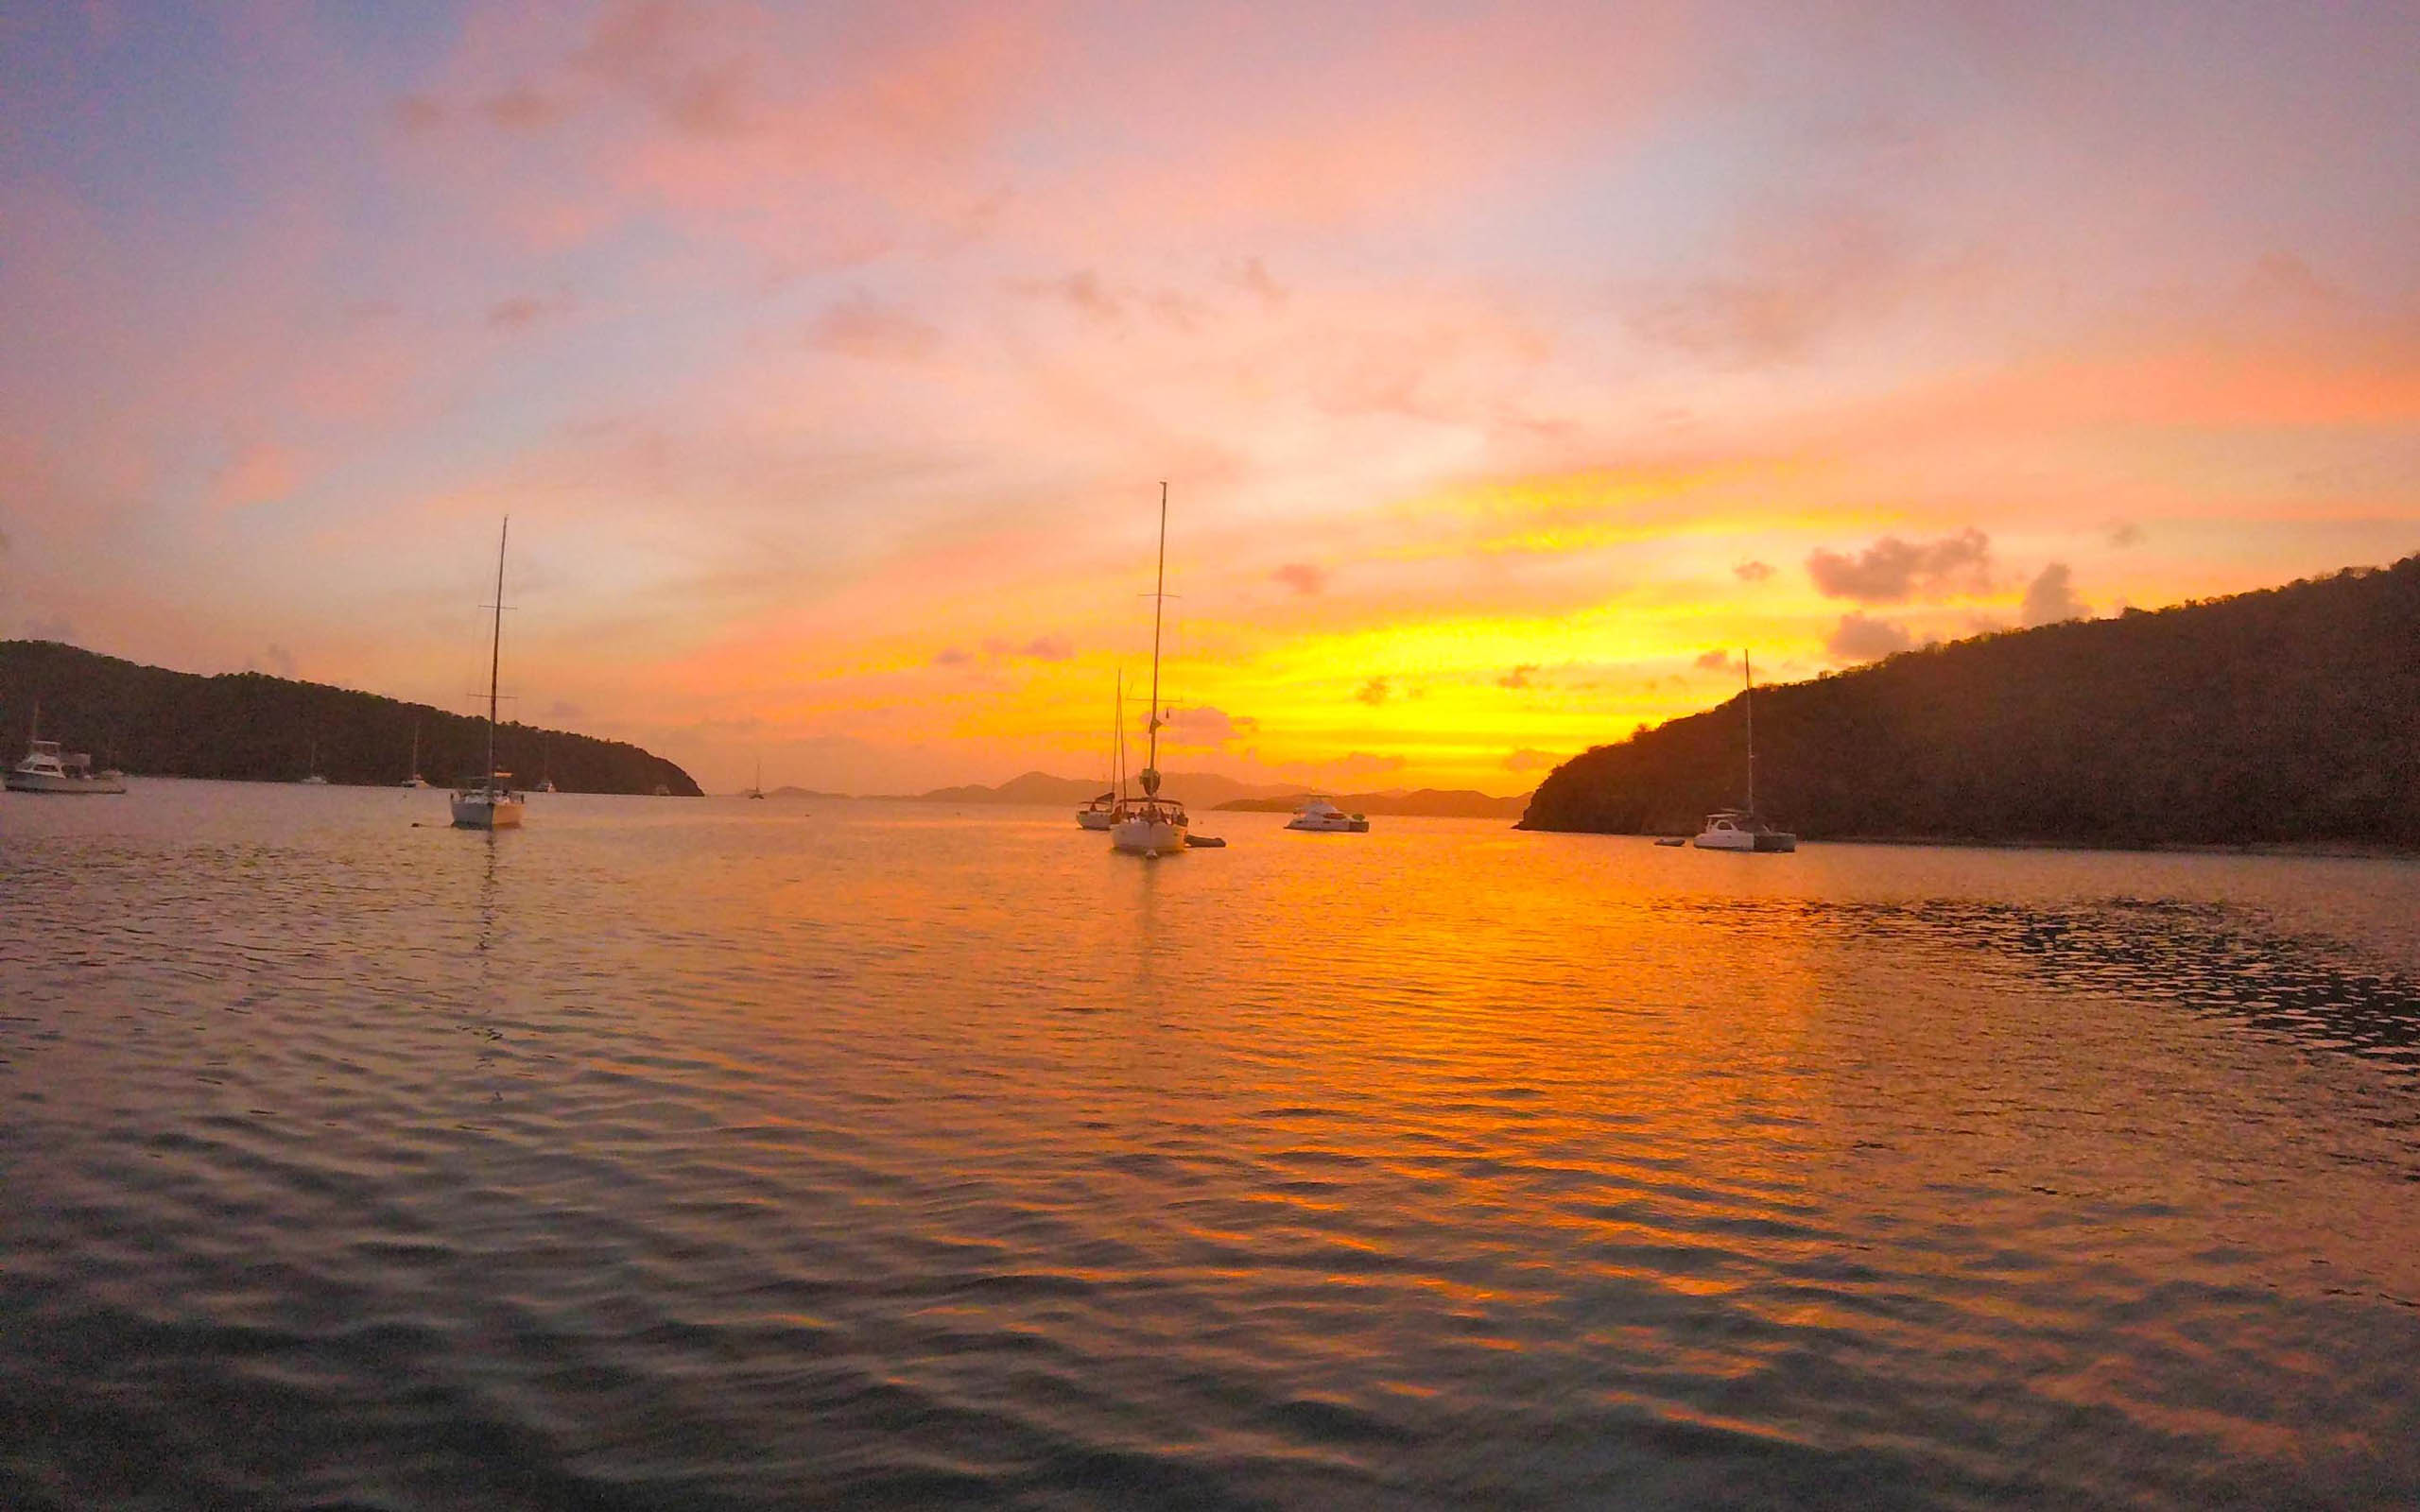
[1114,669,1126,799]
[487,517,509,790]
[1743,649,1755,815]
[1142,481,1167,798]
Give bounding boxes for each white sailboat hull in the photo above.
[451,792,525,830]
[1110,816,1186,855]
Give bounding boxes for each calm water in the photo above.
[5,782,2420,1509]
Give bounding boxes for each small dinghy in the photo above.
[1184,833,1227,849]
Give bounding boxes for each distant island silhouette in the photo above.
[1520,555,2420,848]
[0,641,702,796]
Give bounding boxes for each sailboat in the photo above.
[1077,672,1122,829]
[450,519,526,830]
[1693,650,1795,852]
[748,753,766,799]
[400,723,429,788]
[301,736,329,784]
[1109,484,1189,856]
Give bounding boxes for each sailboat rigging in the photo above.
[450,518,526,830]
[1692,650,1794,852]
[1078,671,1122,829]
[1109,484,1189,855]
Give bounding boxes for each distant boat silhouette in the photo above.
[451,519,526,830]
[1109,484,1190,856]
[401,723,429,787]
[1078,672,1122,830]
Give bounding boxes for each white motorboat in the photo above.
[1110,483,1191,857]
[451,518,527,831]
[1692,650,1795,852]
[7,709,127,795]
[1285,795,1368,833]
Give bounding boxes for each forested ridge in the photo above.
[0,641,702,796]
[1518,555,2420,847]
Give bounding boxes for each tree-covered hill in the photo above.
[1518,555,2420,847]
[0,641,702,796]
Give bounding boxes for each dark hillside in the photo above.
[0,641,701,796]
[1518,556,2420,847]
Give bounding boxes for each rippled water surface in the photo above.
[6,781,2420,1509]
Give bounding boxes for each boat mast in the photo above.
[487,517,509,791]
[1114,669,1126,799]
[1743,649,1755,816]
[1142,481,1167,799]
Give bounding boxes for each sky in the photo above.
[2,0,2415,795]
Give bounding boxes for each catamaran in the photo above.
[450,519,526,831]
[1077,671,1123,830]
[1693,650,1795,852]
[1109,484,1189,856]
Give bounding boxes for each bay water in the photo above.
[5,782,2418,1508]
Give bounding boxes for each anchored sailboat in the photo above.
[1693,650,1795,852]
[1078,672,1123,830]
[450,519,526,831]
[401,723,429,787]
[1109,484,1189,856]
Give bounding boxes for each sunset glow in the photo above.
[5,1,2414,792]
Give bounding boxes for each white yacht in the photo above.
[301,737,329,784]
[7,711,127,795]
[1692,650,1795,853]
[451,518,527,831]
[1285,796,1369,833]
[1110,483,1190,857]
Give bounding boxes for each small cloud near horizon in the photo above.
[1355,677,1391,705]
[2020,562,2088,627]
[1807,529,1993,603]
[1504,747,1561,772]
[1495,663,1538,689]
[247,643,299,678]
[1165,706,1256,747]
[1272,562,1327,595]
[1733,560,1774,582]
[1693,648,1734,671]
[1824,612,1913,662]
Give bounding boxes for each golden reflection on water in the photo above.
[3,785,2418,1505]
